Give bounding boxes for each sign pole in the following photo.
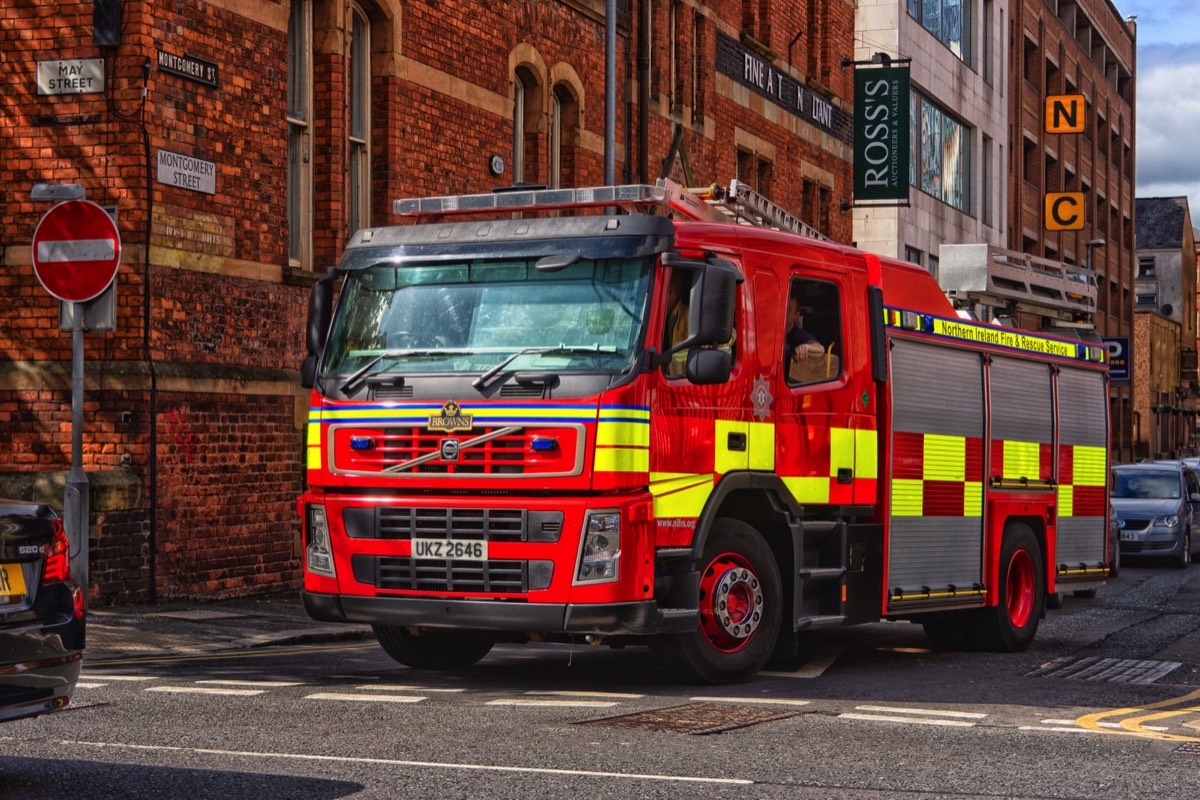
[64,303,89,589]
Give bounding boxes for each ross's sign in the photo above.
[715,31,853,144]
[157,50,219,88]
[156,149,217,195]
[1102,336,1130,383]
[1045,94,1086,134]
[31,201,121,303]
[1045,192,1085,231]
[853,67,911,201]
[36,59,104,95]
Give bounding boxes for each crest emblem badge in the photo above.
[428,401,474,432]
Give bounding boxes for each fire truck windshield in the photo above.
[321,256,653,385]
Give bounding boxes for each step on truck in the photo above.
[298,180,1112,683]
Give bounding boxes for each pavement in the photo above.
[84,592,373,662]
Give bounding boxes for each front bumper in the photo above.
[1118,528,1186,557]
[303,590,697,636]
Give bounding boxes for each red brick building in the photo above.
[0,0,857,603]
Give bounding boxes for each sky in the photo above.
[1115,1,1200,222]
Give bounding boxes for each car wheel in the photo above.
[1109,538,1120,578]
[1175,530,1192,570]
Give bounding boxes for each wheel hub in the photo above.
[711,566,764,640]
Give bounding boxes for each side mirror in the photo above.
[1190,493,1200,503]
[300,354,318,389]
[685,347,733,385]
[303,268,339,387]
[691,258,742,347]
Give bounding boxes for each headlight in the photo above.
[576,511,620,583]
[306,504,337,578]
[1154,514,1181,528]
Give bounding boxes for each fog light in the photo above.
[306,505,337,578]
[576,512,620,583]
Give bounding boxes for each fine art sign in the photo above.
[715,31,852,145]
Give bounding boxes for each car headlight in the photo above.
[576,512,620,583]
[1153,514,1181,528]
[306,504,337,578]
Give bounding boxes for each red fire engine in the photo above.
[298,180,1111,683]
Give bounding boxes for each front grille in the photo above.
[343,507,563,542]
[375,426,525,474]
[1120,518,1151,532]
[352,555,553,593]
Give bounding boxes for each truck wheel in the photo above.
[372,625,494,670]
[651,519,781,684]
[968,523,1044,652]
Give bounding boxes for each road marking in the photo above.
[356,684,465,693]
[759,645,843,679]
[75,682,107,689]
[1020,725,1105,733]
[197,680,304,688]
[145,686,265,697]
[80,674,154,681]
[689,697,811,707]
[854,705,986,720]
[838,713,975,728]
[1075,687,1200,742]
[41,738,753,785]
[526,690,644,699]
[305,692,425,704]
[486,698,618,708]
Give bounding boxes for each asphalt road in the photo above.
[4,563,1200,799]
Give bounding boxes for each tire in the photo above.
[1109,537,1121,578]
[1174,530,1191,570]
[373,625,494,670]
[651,518,782,684]
[1045,591,1065,610]
[921,613,971,651]
[1073,588,1097,599]
[967,523,1044,653]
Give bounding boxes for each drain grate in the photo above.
[1027,656,1182,684]
[1174,742,1200,755]
[577,702,804,735]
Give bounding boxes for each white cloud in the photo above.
[1134,51,1200,214]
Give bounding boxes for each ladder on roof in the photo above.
[392,178,828,241]
[689,179,831,242]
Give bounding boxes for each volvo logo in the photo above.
[440,439,461,462]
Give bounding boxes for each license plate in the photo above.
[411,539,487,560]
[0,562,27,600]
[1120,531,1138,542]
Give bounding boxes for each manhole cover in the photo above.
[1175,742,1200,755]
[1027,656,1182,684]
[577,702,803,735]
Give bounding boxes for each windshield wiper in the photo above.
[338,349,470,394]
[472,345,619,390]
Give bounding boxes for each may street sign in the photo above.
[32,201,121,303]
[36,59,105,95]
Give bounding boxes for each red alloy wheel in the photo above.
[697,551,765,653]
[1005,548,1036,629]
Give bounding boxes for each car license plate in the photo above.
[0,562,27,600]
[1120,531,1138,542]
[411,539,487,560]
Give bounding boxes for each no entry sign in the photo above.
[32,200,121,303]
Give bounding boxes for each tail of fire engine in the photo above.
[298,180,1112,683]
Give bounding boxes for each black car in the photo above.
[0,500,85,722]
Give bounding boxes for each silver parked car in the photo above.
[1111,463,1200,568]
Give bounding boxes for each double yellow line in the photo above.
[1075,687,1200,741]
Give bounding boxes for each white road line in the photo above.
[1039,719,1078,725]
[197,680,304,688]
[689,697,811,707]
[305,692,425,704]
[145,686,265,697]
[1020,725,1105,734]
[486,698,618,708]
[759,646,844,679]
[80,675,154,682]
[356,684,465,693]
[526,690,644,699]
[48,738,753,785]
[838,713,975,728]
[74,682,107,689]
[854,705,986,720]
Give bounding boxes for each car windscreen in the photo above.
[1111,470,1182,500]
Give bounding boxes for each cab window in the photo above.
[784,277,841,386]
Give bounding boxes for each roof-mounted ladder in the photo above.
[689,179,831,242]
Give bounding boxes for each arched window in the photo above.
[513,67,540,184]
[287,0,313,268]
[549,84,578,189]
[347,3,371,236]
